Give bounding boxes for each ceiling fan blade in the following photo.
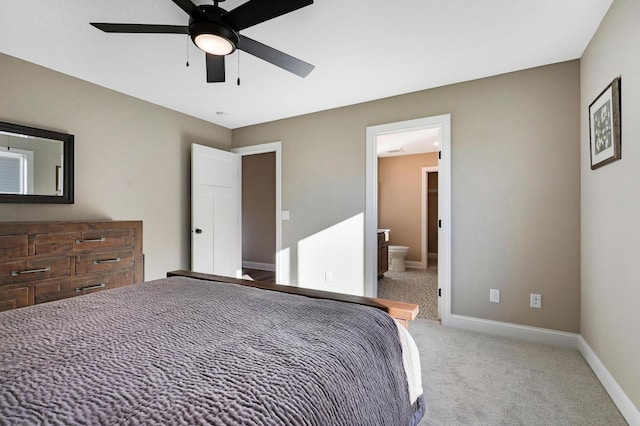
[238,35,314,78]
[224,0,313,31]
[90,23,188,34]
[206,54,226,83]
[171,0,205,20]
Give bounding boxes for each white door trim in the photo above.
[365,114,451,324]
[232,142,283,284]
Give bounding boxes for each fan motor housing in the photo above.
[189,5,239,54]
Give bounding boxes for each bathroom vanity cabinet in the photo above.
[377,230,390,278]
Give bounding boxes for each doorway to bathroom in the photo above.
[365,114,451,324]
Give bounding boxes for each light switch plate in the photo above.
[281,210,290,221]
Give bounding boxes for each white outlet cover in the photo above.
[530,293,542,308]
[281,210,290,221]
[490,289,500,303]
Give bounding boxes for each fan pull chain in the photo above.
[185,35,190,67]
[237,51,241,86]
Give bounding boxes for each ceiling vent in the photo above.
[387,148,404,154]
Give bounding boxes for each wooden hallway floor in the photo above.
[241,268,276,283]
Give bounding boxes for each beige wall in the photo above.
[378,153,438,262]
[233,60,581,332]
[242,152,276,265]
[0,53,232,280]
[0,52,582,333]
[581,0,640,411]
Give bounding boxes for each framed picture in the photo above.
[589,77,621,170]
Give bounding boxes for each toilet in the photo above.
[388,245,410,272]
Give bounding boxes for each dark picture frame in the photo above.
[589,77,621,170]
[0,120,74,204]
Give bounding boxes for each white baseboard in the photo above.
[405,261,425,269]
[445,314,579,348]
[578,336,640,425]
[242,261,275,272]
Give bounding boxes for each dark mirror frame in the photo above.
[0,121,74,204]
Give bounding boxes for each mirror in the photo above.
[0,121,73,204]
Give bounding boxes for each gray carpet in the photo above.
[378,268,439,321]
[409,319,627,425]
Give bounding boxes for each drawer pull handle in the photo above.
[93,258,121,265]
[75,283,106,292]
[76,237,106,243]
[11,267,51,276]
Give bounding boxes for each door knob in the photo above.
[195,228,203,234]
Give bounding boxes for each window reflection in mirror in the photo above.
[0,121,73,204]
[0,133,63,196]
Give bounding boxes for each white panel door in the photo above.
[191,143,241,277]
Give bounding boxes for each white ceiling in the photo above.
[377,128,441,158]
[0,0,612,129]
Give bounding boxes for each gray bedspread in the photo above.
[0,276,424,425]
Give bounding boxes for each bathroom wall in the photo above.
[378,152,439,262]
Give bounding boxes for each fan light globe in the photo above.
[195,33,234,56]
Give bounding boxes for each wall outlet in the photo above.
[324,272,333,282]
[530,293,542,309]
[489,289,500,303]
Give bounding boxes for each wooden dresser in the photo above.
[0,221,143,312]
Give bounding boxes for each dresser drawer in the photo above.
[34,269,135,304]
[34,228,135,255]
[0,285,30,312]
[0,235,29,258]
[0,256,71,285]
[32,232,76,256]
[0,221,142,312]
[75,249,135,275]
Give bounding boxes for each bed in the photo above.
[0,271,425,425]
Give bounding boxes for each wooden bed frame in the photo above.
[167,270,419,329]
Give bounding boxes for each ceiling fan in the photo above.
[91,0,314,83]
